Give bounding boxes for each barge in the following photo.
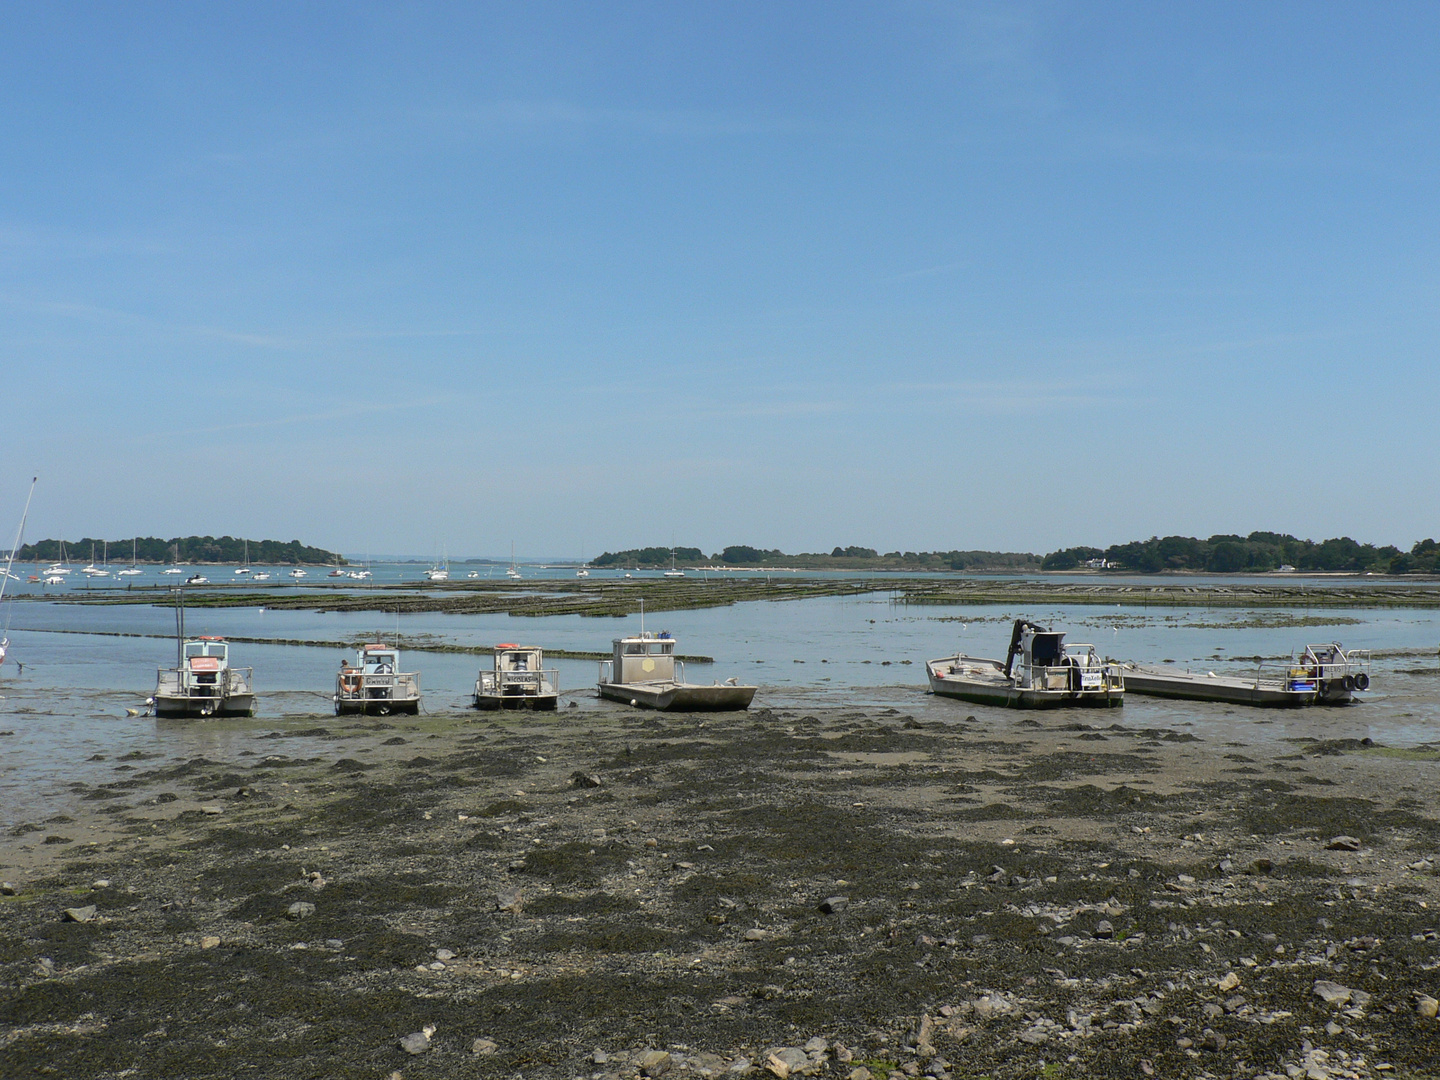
[1121,643,1370,708]
[598,630,756,711]
[152,636,256,718]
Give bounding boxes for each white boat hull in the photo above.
[599,681,756,712]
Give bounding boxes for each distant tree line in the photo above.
[13,536,345,566]
[591,545,1041,570]
[591,546,705,567]
[1041,532,1440,575]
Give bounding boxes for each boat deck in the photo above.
[1120,663,1314,707]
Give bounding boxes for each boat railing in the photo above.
[156,666,253,696]
[1026,659,1122,690]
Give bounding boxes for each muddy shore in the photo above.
[3,701,1439,1079]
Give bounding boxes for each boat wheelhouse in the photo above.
[598,630,756,711]
[474,644,559,710]
[334,643,421,715]
[927,618,1123,709]
[151,636,256,718]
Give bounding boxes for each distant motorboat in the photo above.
[43,575,64,586]
[161,567,183,575]
[251,572,272,581]
[289,568,307,579]
[576,568,590,578]
[185,574,209,585]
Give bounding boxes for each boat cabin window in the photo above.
[648,641,673,655]
[623,641,646,655]
[364,651,397,673]
[184,642,227,660]
[1030,633,1065,665]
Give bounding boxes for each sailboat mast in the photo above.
[1,477,38,608]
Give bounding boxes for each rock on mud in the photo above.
[62,905,97,923]
[286,901,316,920]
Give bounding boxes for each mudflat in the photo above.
[3,700,1439,1080]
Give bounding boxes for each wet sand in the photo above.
[3,700,1439,1079]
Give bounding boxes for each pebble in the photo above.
[638,1049,672,1076]
[1093,920,1114,939]
[399,1028,432,1055]
[1313,980,1354,1006]
[286,901,316,920]
[1417,995,1439,1019]
[819,896,850,914]
[1326,835,1363,851]
[62,905,97,923]
[495,889,523,913]
[743,928,768,941]
[92,879,111,889]
[201,936,221,949]
[472,1037,498,1055]
[1218,971,1241,992]
[435,948,455,961]
[0,882,16,896]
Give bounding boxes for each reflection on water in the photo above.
[2,590,1437,828]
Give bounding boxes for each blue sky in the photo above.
[3,2,1437,558]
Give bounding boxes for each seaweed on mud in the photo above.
[1036,783,1172,817]
[532,924,688,953]
[525,890,640,917]
[1231,793,1440,839]
[517,841,631,886]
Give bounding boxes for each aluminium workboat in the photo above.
[1121,642,1371,708]
[474,644,559,710]
[598,630,755,711]
[926,619,1124,709]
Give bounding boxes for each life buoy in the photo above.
[341,673,362,694]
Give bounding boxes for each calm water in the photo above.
[2,575,1438,829]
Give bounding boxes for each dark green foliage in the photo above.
[15,535,343,566]
[591,546,705,567]
[1046,531,1420,574]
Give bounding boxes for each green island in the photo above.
[14,535,345,566]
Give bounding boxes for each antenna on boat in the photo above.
[640,598,645,636]
[173,587,186,668]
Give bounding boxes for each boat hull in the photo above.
[1121,665,1314,707]
[153,693,256,719]
[334,696,421,716]
[599,681,756,712]
[927,673,1122,709]
[474,693,559,711]
[926,660,1122,709]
